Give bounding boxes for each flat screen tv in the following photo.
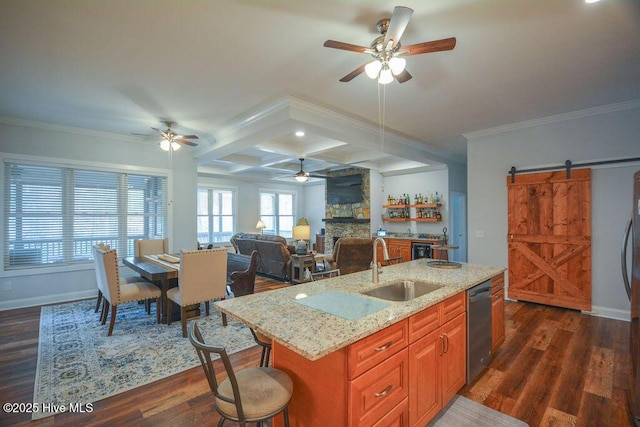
[327,174,362,204]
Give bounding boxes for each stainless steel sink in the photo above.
[361,280,442,301]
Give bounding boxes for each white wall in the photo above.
[467,103,640,320]
[0,120,196,309]
[376,169,451,236]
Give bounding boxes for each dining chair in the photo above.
[94,246,162,336]
[134,238,169,257]
[310,269,341,281]
[167,248,228,338]
[93,243,143,316]
[189,322,293,426]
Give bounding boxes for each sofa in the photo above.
[324,237,373,275]
[230,233,295,281]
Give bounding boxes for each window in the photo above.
[197,188,235,245]
[4,161,167,270]
[259,191,294,238]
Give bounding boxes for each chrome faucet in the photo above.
[372,237,390,283]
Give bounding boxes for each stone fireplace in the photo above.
[323,168,371,254]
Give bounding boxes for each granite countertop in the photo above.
[215,259,505,361]
[372,233,444,241]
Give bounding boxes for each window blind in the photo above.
[4,161,168,270]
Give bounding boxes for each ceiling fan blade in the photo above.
[323,40,369,53]
[395,69,412,83]
[401,37,457,56]
[176,139,198,147]
[339,63,367,82]
[175,134,199,140]
[383,6,413,49]
[131,132,156,137]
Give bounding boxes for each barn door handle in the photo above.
[621,216,633,301]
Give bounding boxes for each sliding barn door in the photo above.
[507,168,591,311]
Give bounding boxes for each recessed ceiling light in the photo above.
[295,131,305,137]
[585,0,601,3]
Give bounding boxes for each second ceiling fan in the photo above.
[294,158,327,182]
[324,6,456,84]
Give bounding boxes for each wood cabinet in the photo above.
[273,293,467,427]
[408,293,466,426]
[374,238,413,264]
[388,239,412,263]
[491,273,505,354]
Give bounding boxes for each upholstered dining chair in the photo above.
[310,269,341,281]
[189,322,293,427]
[134,238,169,257]
[93,243,146,316]
[94,246,161,336]
[167,248,228,338]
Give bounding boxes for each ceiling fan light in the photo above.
[365,60,382,79]
[171,141,181,151]
[389,57,406,75]
[160,139,170,151]
[378,67,394,84]
[295,173,309,183]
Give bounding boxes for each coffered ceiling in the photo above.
[1,0,639,181]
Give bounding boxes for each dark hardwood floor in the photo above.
[0,276,635,426]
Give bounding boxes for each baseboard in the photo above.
[0,290,96,311]
[505,296,630,322]
[585,305,630,322]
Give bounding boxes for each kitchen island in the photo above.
[215,259,505,426]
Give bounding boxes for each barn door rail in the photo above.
[509,156,640,183]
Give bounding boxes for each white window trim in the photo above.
[0,152,171,278]
[196,184,238,248]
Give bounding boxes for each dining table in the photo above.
[123,255,181,323]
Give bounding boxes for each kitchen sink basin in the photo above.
[361,280,442,302]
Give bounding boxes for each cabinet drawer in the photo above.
[372,398,408,427]
[408,303,439,343]
[441,293,465,325]
[349,349,409,427]
[491,273,504,294]
[349,320,408,379]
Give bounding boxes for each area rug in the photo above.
[33,299,255,420]
[428,395,529,426]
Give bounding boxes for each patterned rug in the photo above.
[33,299,255,420]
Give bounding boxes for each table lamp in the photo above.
[292,217,311,254]
[256,220,266,234]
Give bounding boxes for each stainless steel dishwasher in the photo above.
[466,280,492,384]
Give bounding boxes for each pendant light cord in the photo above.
[377,81,386,193]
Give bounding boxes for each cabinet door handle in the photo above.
[439,335,445,356]
[444,334,449,353]
[375,341,393,351]
[375,384,393,397]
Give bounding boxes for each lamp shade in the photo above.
[256,220,266,230]
[292,225,310,240]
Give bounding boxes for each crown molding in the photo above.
[0,116,147,145]
[463,99,640,139]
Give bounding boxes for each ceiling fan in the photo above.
[293,158,327,182]
[134,120,199,151]
[323,6,456,84]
